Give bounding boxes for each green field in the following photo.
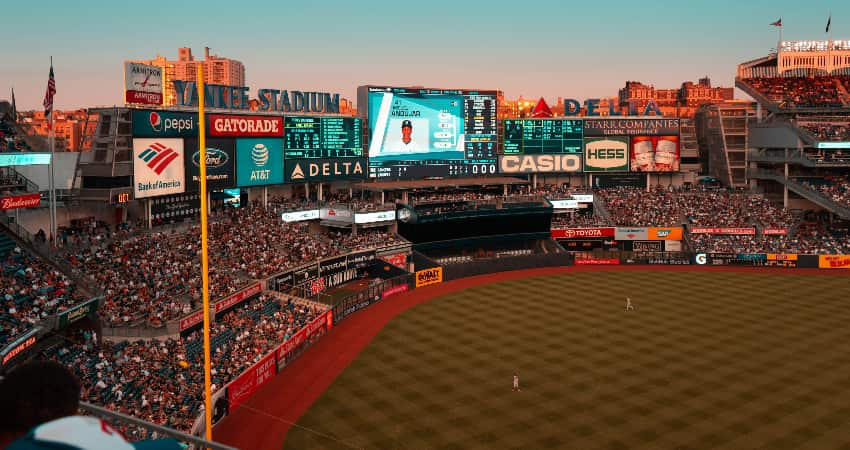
[284,271,850,450]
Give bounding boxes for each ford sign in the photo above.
[193,148,230,169]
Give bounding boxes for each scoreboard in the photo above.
[284,116,362,159]
[463,93,498,158]
[503,119,583,154]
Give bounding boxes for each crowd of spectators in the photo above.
[326,229,405,252]
[744,76,850,108]
[409,191,500,205]
[799,176,850,208]
[2,237,86,346]
[45,293,323,437]
[597,186,683,226]
[58,205,402,328]
[799,123,850,142]
[0,118,31,152]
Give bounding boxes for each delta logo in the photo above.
[138,142,179,175]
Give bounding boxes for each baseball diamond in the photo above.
[212,267,850,449]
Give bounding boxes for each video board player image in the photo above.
[368,91,465,160]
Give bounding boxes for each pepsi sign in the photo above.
[132,110,198,137]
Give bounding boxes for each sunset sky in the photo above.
[2,0,847,109]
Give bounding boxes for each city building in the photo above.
[127,47,246,107]
[18,109,98,151]
[619,78,733,118]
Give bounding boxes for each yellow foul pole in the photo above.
[197,66,213,443]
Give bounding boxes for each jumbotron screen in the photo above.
[283,116,363,159]
[363,86,498,179]
[503,119,583,154]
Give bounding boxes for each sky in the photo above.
[1,0,848,110]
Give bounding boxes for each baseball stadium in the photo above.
[1,37,850,450]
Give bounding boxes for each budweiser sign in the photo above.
[762,228,788,235]
[0,193,41,211]
[214,283,262,314]
[551,227,615,239]
[689,227,756,235]
[208,114,283,137]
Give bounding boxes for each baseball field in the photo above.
[216,267,850,450]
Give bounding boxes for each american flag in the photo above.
[43,61,56,130]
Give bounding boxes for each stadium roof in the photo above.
[353,177,529,192]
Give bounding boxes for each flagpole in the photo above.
[48,56,56,248]
[827,11,832,74]
[197,65,214,444]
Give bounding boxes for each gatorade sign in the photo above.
[583,136,629,172]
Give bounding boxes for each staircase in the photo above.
[835,79,850,107]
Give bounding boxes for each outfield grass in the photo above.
[284,271,850,450]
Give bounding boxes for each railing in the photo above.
[80,402,238,450]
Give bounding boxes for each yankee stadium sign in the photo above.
[173,81,340,113]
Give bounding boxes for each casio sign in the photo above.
[499,155,581,173]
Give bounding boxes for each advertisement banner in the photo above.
[818,255,850,269]
[632,241,663,252]
[150,193,200,222]
[559,240,604,251]
[124,62,163,106]
[415,267,443,288]
[583,136,629,172]
[285,158,367,182]
[133,138,186,199]
[648,227,684,240]
[1,328,39,367]
[227,352,276,411]
[381,253,408,269]
[591,173,647,188]
[571,194,594,203]
[209,114,283,137]
[214,283,263,316]
[498,154,581,174]
[767,253,798,261]
[354,210,395,224]
[132,110,197,137]
[57,297,98,329]
[281,209,319,222]
[320,207,353,220]
[236,138,284,187]
[179,309,205,333]
[615,227,649,240]
[763,228,788,235]
[584,118,680,137]
[664,240,682,252]
[549,199,579,209]
[184,138,236,191]
[689,227,756,235]
[381,284,409,299]
[1,193,41,211]
[551,227,615,239]
[575,258,620,265]
[630,136,680,172]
